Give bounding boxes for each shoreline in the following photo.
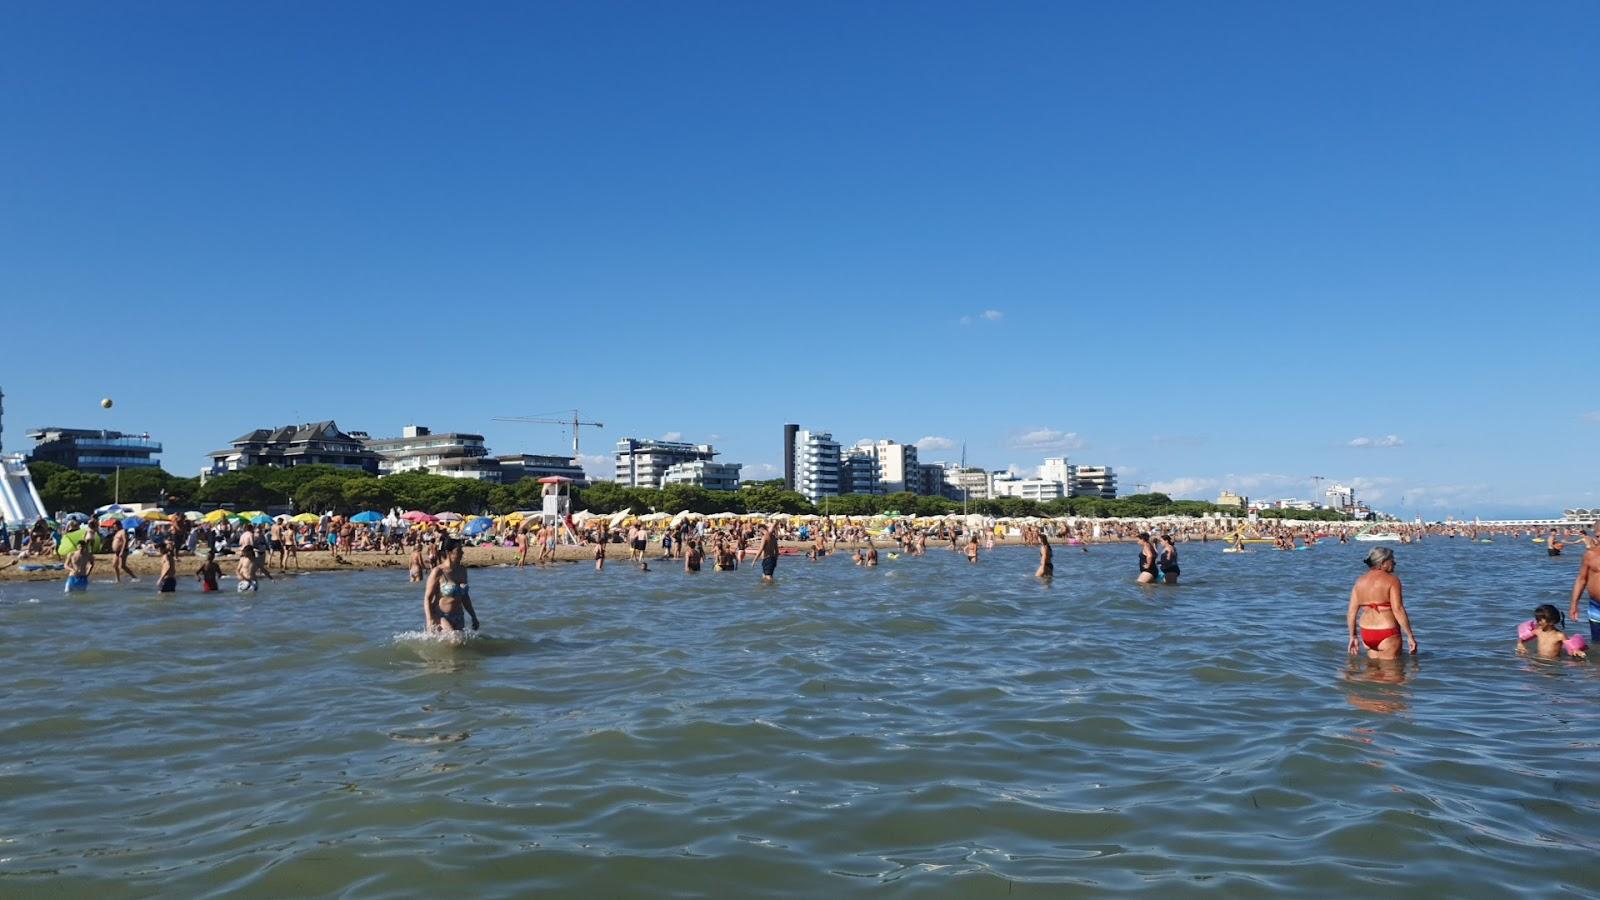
[0,538,1093,583]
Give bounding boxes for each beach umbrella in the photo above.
[250,514,273,525]
[135,509,166,521]
[608,508,632,527]
[182,511,203,521]
[122,516,141,529]
[351,511,383,524]
[236,511,267,521]
[57,526,99,557]
[98,516,121,527]
[464,517,494,536]
[402,511,437,523]
[436,512,464,522]
[291,513,320,524]
[61,512,89,523]
[570,510,594,523]
[94,503,131,516]
[201,509,230,524]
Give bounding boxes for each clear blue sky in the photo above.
[4,2,1596,518]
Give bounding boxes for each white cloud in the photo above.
[576,453,612,480]
[982,309,1004,321]
[1009,428,1085,451]
[708,433,722,442]
[1149,477,1220,498]
[915,435,957,452]
[1348,435,1404,448]
[1582,412,1600,424]
[747,462,781,478]
[661,431,683,441]
[958,315,973,326]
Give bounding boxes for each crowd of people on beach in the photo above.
[10,509,1597,660]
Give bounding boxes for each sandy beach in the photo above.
[0,539,1050,583]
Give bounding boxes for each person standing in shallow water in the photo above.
[425,539,479,634]
[1135,533,1158,584]
[1570,538,1600,643]
[1346,546,1418,660]
[758,525,779,584]
[1036,533,1053,579]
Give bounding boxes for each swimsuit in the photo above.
[64,575,88,593]
[1359,602,1398,650]
[1138,551,1158,577]
[761,556,777,577]
[158,577,177,593]
[202,573,219,592]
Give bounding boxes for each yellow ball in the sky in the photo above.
[101,398,113,409]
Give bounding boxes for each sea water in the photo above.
[2,539,1597,896]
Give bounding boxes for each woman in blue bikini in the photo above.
[424,539,479,634]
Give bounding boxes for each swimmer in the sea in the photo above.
[1517,604,1587,659]
[1135,533,1158,584]
[195,550,221,592]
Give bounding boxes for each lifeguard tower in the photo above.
[539,476,576,542]
[0,386,48,530]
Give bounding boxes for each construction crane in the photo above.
[492,410,604,460]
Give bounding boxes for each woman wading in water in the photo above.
[1345,546,1417,660]
[425,539,479,635]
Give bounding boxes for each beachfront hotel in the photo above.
[496,454,589,486]
[661,460,742,492]
[1071,465,1118,500]
[792,428,841,503]
[26,426,163,476]
[614,438,719,489]
[207,421,380,475]
[365,425,500,482]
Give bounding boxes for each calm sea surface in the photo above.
[3,538,1597,897]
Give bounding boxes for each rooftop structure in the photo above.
[208,421,379,475]
[27,426,163,475]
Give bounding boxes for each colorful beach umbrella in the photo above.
[351,511,383,523]
[464,517,494,536]
[202,510,231,524]
[291,513,321,524]
[250,514,274,525]
[401,511,437,523]
[436,512,464,522]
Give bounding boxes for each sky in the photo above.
[3,2,1596,519]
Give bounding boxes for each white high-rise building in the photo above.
[854,439,919,493]
[1325,483,1355,511]
[794,429,841,502]
[1071,466,1117,500]
[615,438,718,489]
[661,460,742,492]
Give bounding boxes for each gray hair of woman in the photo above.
[1364,547,1394,568]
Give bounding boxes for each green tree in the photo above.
[164,476,202,507]
[573,481,630,514]
[739,484,813,514]
[341,478,395,515]
[295,475,351,516]
[110,467,171,504]
[39,470,109,513]
[261,464,373,499]
[26,461,70,486]
[196,470,282,509]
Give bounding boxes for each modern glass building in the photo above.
[27,427,163,475]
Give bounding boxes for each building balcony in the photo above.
[72,437,163,453]
[78,455,162,469]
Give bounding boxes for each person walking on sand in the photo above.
[758,525,779,584]
[1570,537,1600,643]
[1346,547,1418,660]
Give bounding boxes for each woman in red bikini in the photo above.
[1345,546,1418,659]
